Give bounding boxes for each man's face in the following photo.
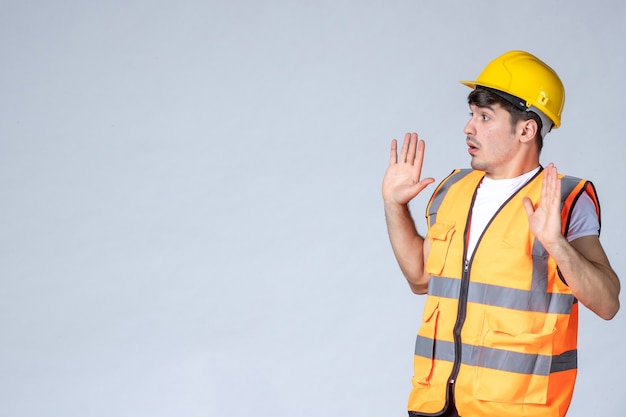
[464,102,520,178]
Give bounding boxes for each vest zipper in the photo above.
[446,182,479,405]
[448,258,471,388]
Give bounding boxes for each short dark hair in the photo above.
[468,87,544,151]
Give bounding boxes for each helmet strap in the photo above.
[478,86,527,111]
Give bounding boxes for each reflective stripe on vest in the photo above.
[415,336,577,375]
[426,276,576,315]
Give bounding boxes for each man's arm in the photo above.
[382,133,435,294]
[523,164,620,320]
[558,235,620,320]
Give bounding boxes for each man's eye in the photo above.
[469,112,490,121]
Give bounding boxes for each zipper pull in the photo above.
[464,259,469,272]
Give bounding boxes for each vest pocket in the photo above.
[472,312,557,404]
[412,297,441,386]
[425,222,456,276]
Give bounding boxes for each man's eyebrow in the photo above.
[472,104,496,113]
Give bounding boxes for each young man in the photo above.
[382,51,620,417]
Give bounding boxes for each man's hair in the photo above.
[468,87,544,151]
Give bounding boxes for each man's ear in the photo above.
[519,119,538,144]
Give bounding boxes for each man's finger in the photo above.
[522,197,535,217]
[399,133,410,163]
[389,139,398,165]
[406,133,418,164]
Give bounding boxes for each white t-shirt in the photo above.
[466,167,599,258]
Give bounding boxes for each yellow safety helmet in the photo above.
[460,50,565,129]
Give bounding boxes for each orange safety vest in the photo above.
[408,168,600,417]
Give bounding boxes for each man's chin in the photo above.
[470,159,485,171]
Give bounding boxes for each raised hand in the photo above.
[523,164,621,320]
[382,132,435,205]
[522,163,564,247]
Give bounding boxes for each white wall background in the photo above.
[1,1,625,416]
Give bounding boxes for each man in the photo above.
[382,50,620,417]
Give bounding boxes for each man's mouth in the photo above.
[467,138,479,154]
